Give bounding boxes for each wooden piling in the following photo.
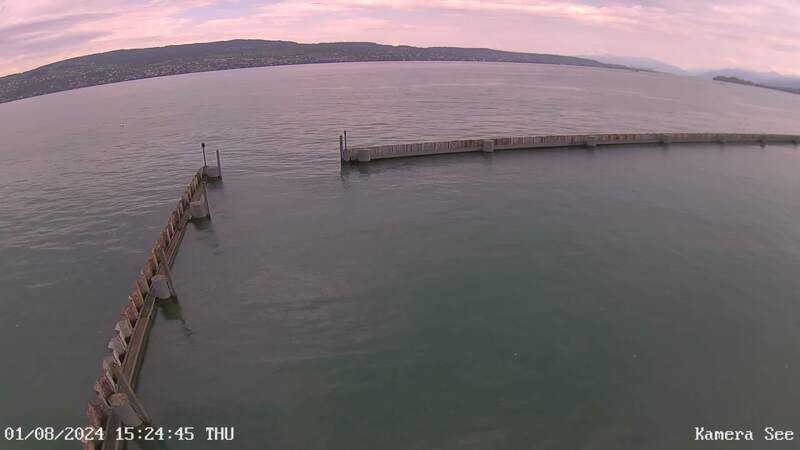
[115,319,133,340]
[131,286,144,308]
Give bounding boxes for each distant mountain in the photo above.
[713,75,800,95]
[699,69,800,90]
[580,54,688,75]
[583,55,800,92]
[698,68,800,90]
[0,40,639,104]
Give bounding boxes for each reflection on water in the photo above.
[159,299,194,339]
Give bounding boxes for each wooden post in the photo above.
[137,274,149,294]
[107,336,127,365]
[115,319,133,341]
[202,142,207,167]
[158,249,178,299]
[339,135,345,162]
[344,130,348,150]
[129,291,143,309]
[132,284,145,305]
[215,150,222,179]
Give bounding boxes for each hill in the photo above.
[580,56,800,91]
[580,54,688,75]
[701,68,800,91]
[0,40,638,104]
[713,75,800,95]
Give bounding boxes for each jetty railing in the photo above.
[340,132,800,163]
[82,158,220,450]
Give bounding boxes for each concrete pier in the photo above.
[189,194,210,220]
[150,275,172,300]
[204,165,221,179]
[203,149,222,180]
[340,133,800,163]
[357,149,371,162]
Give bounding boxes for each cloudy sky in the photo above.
[1,0,799,77]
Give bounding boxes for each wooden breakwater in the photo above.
[340,133,800,163]
[83,156,221,450]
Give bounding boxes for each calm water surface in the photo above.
[2,62,800,449]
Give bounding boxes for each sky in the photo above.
[1,0,799,77]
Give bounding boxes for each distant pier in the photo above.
[340,133,800,163]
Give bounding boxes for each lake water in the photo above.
[2,62,800,449]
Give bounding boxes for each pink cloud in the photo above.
[1,0,799,77]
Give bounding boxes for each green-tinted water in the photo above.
[2,62,800,449]
[143,144,800,450]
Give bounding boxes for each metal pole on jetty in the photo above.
[202,142,207,167]
[215,150,222,179]
[203,181,211,219]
